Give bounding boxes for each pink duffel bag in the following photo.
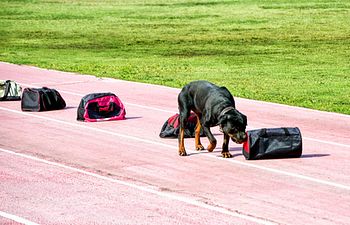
[77,92,126,122]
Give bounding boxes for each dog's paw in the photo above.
[196,144,205,151]
[221,152,232,158]
[207,142,216,152]
[179,151,187,156]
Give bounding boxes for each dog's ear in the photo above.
[235,111,247,127]
[241,113,247,126]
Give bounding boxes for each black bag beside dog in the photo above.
[21,87,66,112]
[242,127,302,160]
[159,113,205,138]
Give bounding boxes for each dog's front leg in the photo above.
[202,126,217,152]
[178,112,188,156]
[195,115,204,151]
[178,127,187,156]
[222,133,232,158]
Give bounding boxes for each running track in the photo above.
[1,62,349,225]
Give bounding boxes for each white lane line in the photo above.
[0,147,276,225]
[0,211,39,225]
[301,137,350,148]
[1,106,350,191]
[30,81,88,86]
[17,82,350,148]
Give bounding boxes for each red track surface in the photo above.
[1,62,349,225]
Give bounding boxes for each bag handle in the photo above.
[98,101,116,112]
[260,128,290,137]
[260,128,267,137]
[42,88,53,105]
[37,88,53,110]
[98,104,111,112]
[282,127,290,136]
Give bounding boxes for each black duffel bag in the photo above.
[242,127,302,160]
[21,87,66,112]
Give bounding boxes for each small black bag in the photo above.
[21,87,66,112]
[159,113,205,138]
[242,127,302,160]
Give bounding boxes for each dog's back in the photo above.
[179,80,235,113]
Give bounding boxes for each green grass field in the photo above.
[1,0,349,114]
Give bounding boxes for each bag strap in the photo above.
[258,128,267,155]
[168,114,179,126]
[171,114,180,128]
[282,127,290,136]
[260,128,267,137]
[42,88,53,106]
[98,102,113,112]
[36,88,52,110]
[261,128,290,136]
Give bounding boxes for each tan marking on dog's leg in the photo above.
[195,116,204,151]
[178,128,187,156]
[207,140,217,152]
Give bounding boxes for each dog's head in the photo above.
[218,107,247,144]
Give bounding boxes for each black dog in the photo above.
[178,80,247,158]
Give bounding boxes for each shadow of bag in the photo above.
[243,127,302,160]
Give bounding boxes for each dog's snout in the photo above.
[230,131,247,144]
[240,132,247,141]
